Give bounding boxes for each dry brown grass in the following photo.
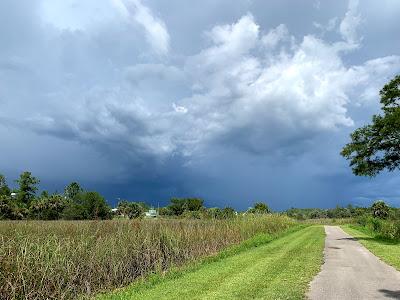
[0,215,295,299]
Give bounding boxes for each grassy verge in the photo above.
[341,225,400,270]
[0,215,295,299]
[97,226,325,300]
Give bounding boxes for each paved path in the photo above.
[308,226,400,300]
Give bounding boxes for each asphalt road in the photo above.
[308,226,400,300]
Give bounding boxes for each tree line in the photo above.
[0,172,111,220]
[116,198,271,219]
[0,171,272,220]
[285,200,399,220]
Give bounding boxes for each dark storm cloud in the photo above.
[1,0,400,209]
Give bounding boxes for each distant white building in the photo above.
[145,208,157,218]
[10,192,17,198]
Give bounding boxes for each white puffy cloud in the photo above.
[262,24,290,49]
[176,13,399,153]
[2,0,400,169]
[23,6,400,161]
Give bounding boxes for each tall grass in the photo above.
[0,215,295,299]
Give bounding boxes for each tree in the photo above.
[0,174,10,196]
[126,202,144,219]
[15,172,40,206]
[117,200,144,219]
[207,207,223,219]
[371,200,389,219]
[341,75,400,176]
[158,206,173,216]
[64,182,83,201]
[80,191,111,220]
[0,195,16,219]
[40,190,49,198]
[184,198,204,211]
[29,194,67,220]
[248,202,271,214]
[61,202,86,220]
[0,195,27,220]
[61,191,111,220]
[168,198,204,216]
[221,207,236,218]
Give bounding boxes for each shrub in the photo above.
[117,201,144,219]
[168,198,204,216]
[78,191,111,220]
[248,202,271,214]
[371,200,390,219]
[29,194,67,220]
[0,195,16,219]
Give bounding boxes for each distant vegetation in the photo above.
[351,200,400,240]
[0,215,295,299]
[285,201,400,223]
[284,205,367,220]
[0,172,272,221]
[0,172,110,220]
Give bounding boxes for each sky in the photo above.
[1,0,400,210]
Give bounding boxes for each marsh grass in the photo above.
[0,215,294,299]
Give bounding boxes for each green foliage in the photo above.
[117,200,144,219]
[206,207,223,219]
[354,201,400,240]
[158,206,173,216]
[285,205,367,220]
[0,172,113,220]
[80,191,111,220]
[221,206,236,218]
[181,210,202,219]
[341,74,400,176]
[40,190,49,198]
[0,195,17,219]
[61,202,87,220]
[204,207,236,219]
[29,194,67,220]
[371,200,390,219]
[62,191,111,220]
[64,182,83,201]
[15,171,40,206]
[0,174,11,196]
[248,202,271,214]
[168,198,204,216]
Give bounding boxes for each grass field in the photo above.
[97,226,325,300]
[342,225,400,271]
[0,215,295,299]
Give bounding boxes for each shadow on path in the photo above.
[378,289,400,299]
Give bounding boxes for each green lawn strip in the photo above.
[95,224,306,299]
[341,225,400,270]
[97,226,324,300]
